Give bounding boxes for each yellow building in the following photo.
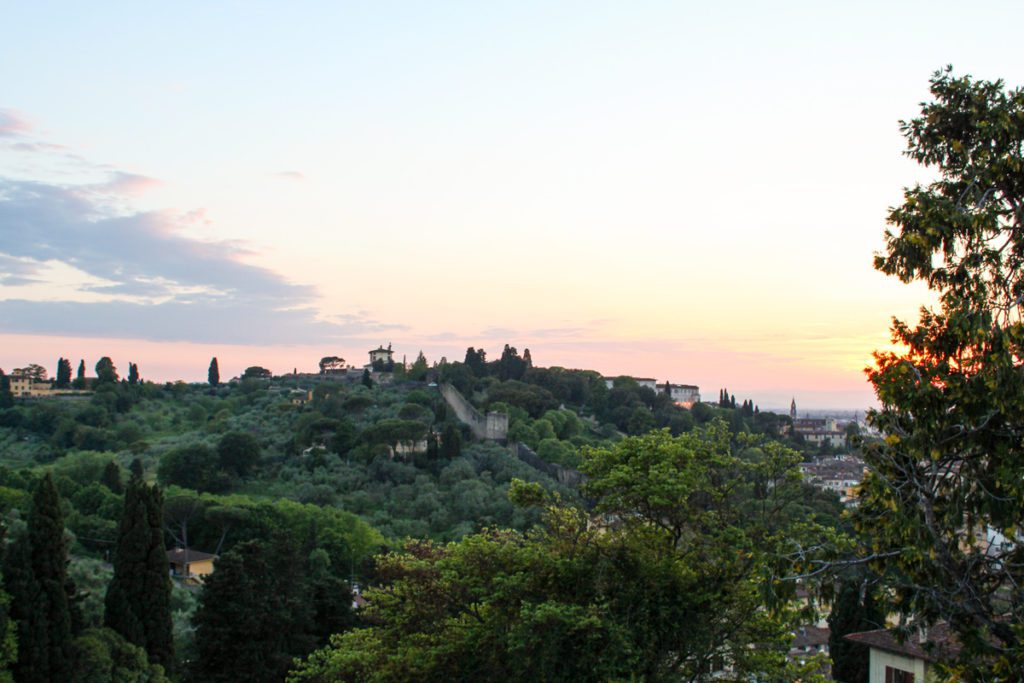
[167,548,218,584]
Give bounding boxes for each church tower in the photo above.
[790,397,797,422]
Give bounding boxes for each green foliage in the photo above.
[857,67,1024,677]
[486,380,557,418]
[95,357,118,385]
[71,627,167,683]
[156,444,226,493]
[56,358,73,389]
[242,366,272,380]
[216,432,261,477]
[193,536,351,683]
[207,357,220,387]
[104,476,174,671]
[7,473,75,682]
[291,425,830,682]
[828,575,883,683]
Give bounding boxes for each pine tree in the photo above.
[95,357,118,384]
[8,473,75,682]
[208,357,220,387]
[104,474,174,672]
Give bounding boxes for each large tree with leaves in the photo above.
[104,473,174,672]
[291,423,832,682]
[856,67,1024,678]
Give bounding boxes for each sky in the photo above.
[2,1,1023,410]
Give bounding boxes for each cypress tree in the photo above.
[829,577,884,683]
[55,358,73,388]
[208,357,220,387]
[194,539,312,682]
[8,473,75,682]
[100,461,124,494]
[0,370,11,409]
[74,359,86,389]
[128,362,139,385]
[104,474,174,671]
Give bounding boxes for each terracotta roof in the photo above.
[167,548,218,564]
[793,625,830,649]
[844,624,960,663]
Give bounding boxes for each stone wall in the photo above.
[439,383,508,442]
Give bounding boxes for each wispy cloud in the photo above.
[274,170,306,181]
[0,115,394,345]
[0,109,32,138]
[0,253,42,286]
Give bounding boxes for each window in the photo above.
[885,666,915,683]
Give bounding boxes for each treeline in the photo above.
[0,452,383,681]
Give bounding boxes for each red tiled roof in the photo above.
[167,547,218,564]
[844,624,960,663]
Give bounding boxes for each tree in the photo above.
[100,461,123,494]
[440,423,462,459]
[242,366,271,380]
[407,351,429,381]
[55,358,73,388]
[127,362,139,386]
[855,68,1024,677]
[70,627,168,683]
[0,371,11,409]
[292,424,831,682]
[217,432,261,478]
[361,368,373,388]
[318,356,345,374]
[208,357,220,386]
[828,575,884,683]
[104,474,174,671]
[0,529,17,683]
[193,538,318,683]
[8,473,75,682]
[95,357,118,384]
[157,444,224,492]
[464,347,487,376]
[73,359,86,389]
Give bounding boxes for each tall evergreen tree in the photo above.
[828,577,883,683]
[127,362,139,385]
[100,461,124,494]
[208,357,220,387]
[7,473,75,682]
[73,359,86,389]
[0,527,18,683]
[104,474,174,672]
[55,358,73,388]
[193,538,317,682]
[0,371,11,409]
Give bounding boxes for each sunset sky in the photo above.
[3,2,1023,409]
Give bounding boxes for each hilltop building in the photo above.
[667,383,700,407]
[367,344,395,369]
